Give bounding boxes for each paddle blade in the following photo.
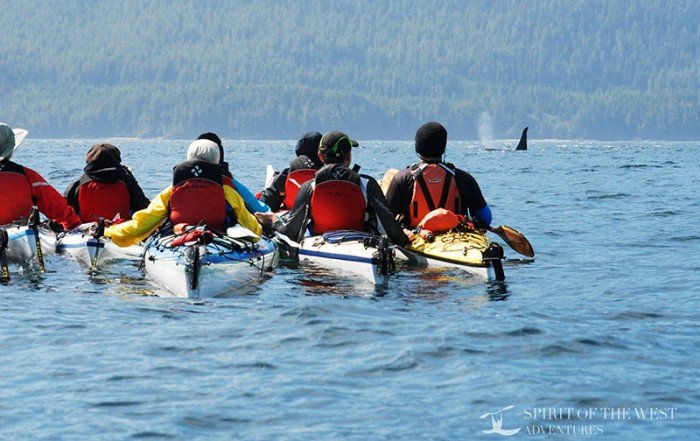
[493,225,534,258]
[380,168,399,195]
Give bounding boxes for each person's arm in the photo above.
[23,167,81,230]
[104,187,169,247]
[232,178,270,213]
[384,169,412,226]
[366,179,409,246]
[223,186,262,238]
[271,182,313,242]
[259,169,288,212]
[455,170,491,226]
[63,179,81,215]
[121,167,150,213]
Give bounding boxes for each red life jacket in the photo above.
[310,180,366,234]
[409,163,461,228]
[283,168,316,209]
[76,180,131,223]
[169,161,226,231]
[0,161,33,224]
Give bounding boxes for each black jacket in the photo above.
[259,154,321,212]
[64,163,150,217]
[273,164,409,246]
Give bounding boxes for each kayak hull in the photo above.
[3,225,53,263]
[292,230,394,286]
[41,225,143,268]
[144,233,279,298]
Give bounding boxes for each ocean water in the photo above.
[1,139,698,440]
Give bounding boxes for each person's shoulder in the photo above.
[290,155,318,171]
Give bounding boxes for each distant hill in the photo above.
[1,0,697,140]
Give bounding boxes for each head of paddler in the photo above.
[318,131,358,166]
[197,132,232,177]
[0,123,28,161]
[187,139,220,164]
[84,143,124,180]
[415,121,447,162]
[293,131,323,169]
[295,131,322,157]
[85,143,121,166]
[197,132,224,162]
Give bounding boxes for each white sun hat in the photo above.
[0,123,28,161]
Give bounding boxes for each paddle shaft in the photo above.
[28,208,45,272]
[0,229,9,282]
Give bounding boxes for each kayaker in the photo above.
[196,132,271,213]
[0,123,81,229]
[104,139,262,247]
[64,143,150,223]
[385,122,492,228]
[256,131,411,246]
[259,131,325,212]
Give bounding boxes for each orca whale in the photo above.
[515,127,528,151]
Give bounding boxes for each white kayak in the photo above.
[40,223,143,269]
[144,228,279,298]
[2,224,51,264]
[278,230,395,286]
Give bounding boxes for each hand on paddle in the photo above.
[403,228,417,243]
[255,212,278,227]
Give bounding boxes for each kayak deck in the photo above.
[144,232,279,298]
[400,229,505,280]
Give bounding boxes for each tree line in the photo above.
[1,0,697,140]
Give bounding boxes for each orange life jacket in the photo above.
[169,161,226,231]
[283,168,316,209]
[409,163,461,228]
[76,180,131,223]
[310,180,366,234]
[0,161,33,224]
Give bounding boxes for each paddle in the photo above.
[90,218,106,270]
[477,222,534,258]
[380,168,399,195]
[28,207,45,272]
[273,231,301,249]
[264,164,275,189]
[226,224,260,241]
[0,228,10,282]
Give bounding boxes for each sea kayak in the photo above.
[278,230,395,286]
[144,228,279,298]
[398,228,505,281]
[40,222,143,269]
[4,225,39,263]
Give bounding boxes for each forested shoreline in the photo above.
[1,0,697,140]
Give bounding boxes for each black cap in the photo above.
[415,122,447,158]
[294,131,322,158]
[197,132,224,162]
[319,131,357,162]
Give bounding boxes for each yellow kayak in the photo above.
[400,228,505,281]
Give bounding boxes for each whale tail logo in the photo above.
[480,405,522,436]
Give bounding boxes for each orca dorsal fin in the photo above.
[515,127,528,151]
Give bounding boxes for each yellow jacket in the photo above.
[105,185,262,247]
